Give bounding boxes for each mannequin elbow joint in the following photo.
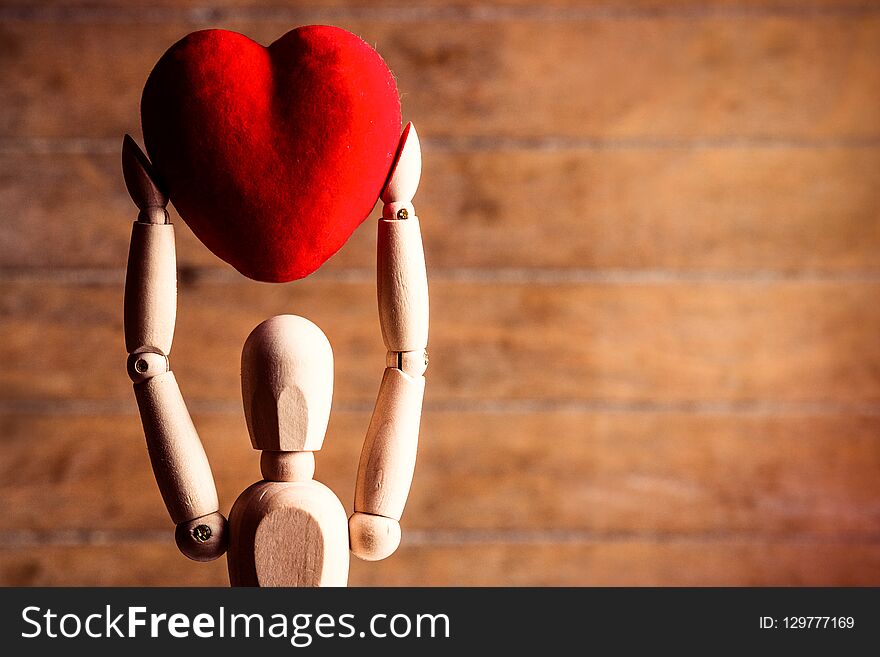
[126,348,169,383]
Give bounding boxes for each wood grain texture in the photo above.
[261,450,316,482]
[241,315,334,452]
[2,16,879,139]
[3,148,879,272]
[2,1,879,586]
[359,542,880,586]
[377,217,429,351]
[133,372,220,524]
[354,368,424,518]
[2,541,879,586]
[2,411,879,537]
[228,480,349,586]
[124,222,176,354]
[3,280,880,404]
[4,1,864,8]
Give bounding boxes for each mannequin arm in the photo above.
[350,124,429,561]
[122,135,227,561]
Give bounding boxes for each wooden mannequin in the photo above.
[122,124,428,585]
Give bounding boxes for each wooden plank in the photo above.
[3,279,880,404]
[2,411,880,535]
[4,147,880,272]
[1,540,878,586]
[4,1,863,8]
[0,151,378,271]
[359,541,880,586]
[2,16,879,139]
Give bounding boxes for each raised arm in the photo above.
[349,123,429,561]
[122,135,227,561]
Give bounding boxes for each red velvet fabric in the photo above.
[141,26,402,282]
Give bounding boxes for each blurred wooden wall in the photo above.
[2,0,880,586]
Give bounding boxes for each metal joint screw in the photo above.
[396,208,409,220]
[192,524,212,543]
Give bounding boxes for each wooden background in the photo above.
[1,0,880,586]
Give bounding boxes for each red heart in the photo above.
[141,26,402,282]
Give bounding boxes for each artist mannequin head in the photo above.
[240,314,334,454]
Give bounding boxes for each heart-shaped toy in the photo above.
[141,26,402,282]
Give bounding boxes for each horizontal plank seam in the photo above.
[1,4,879,24]
[1,528,878,549]
[6,267,880,286]
[6,398,880,417]
[423,136,880,152]
[3,137,880,155]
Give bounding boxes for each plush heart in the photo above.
[141,26,402,282]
